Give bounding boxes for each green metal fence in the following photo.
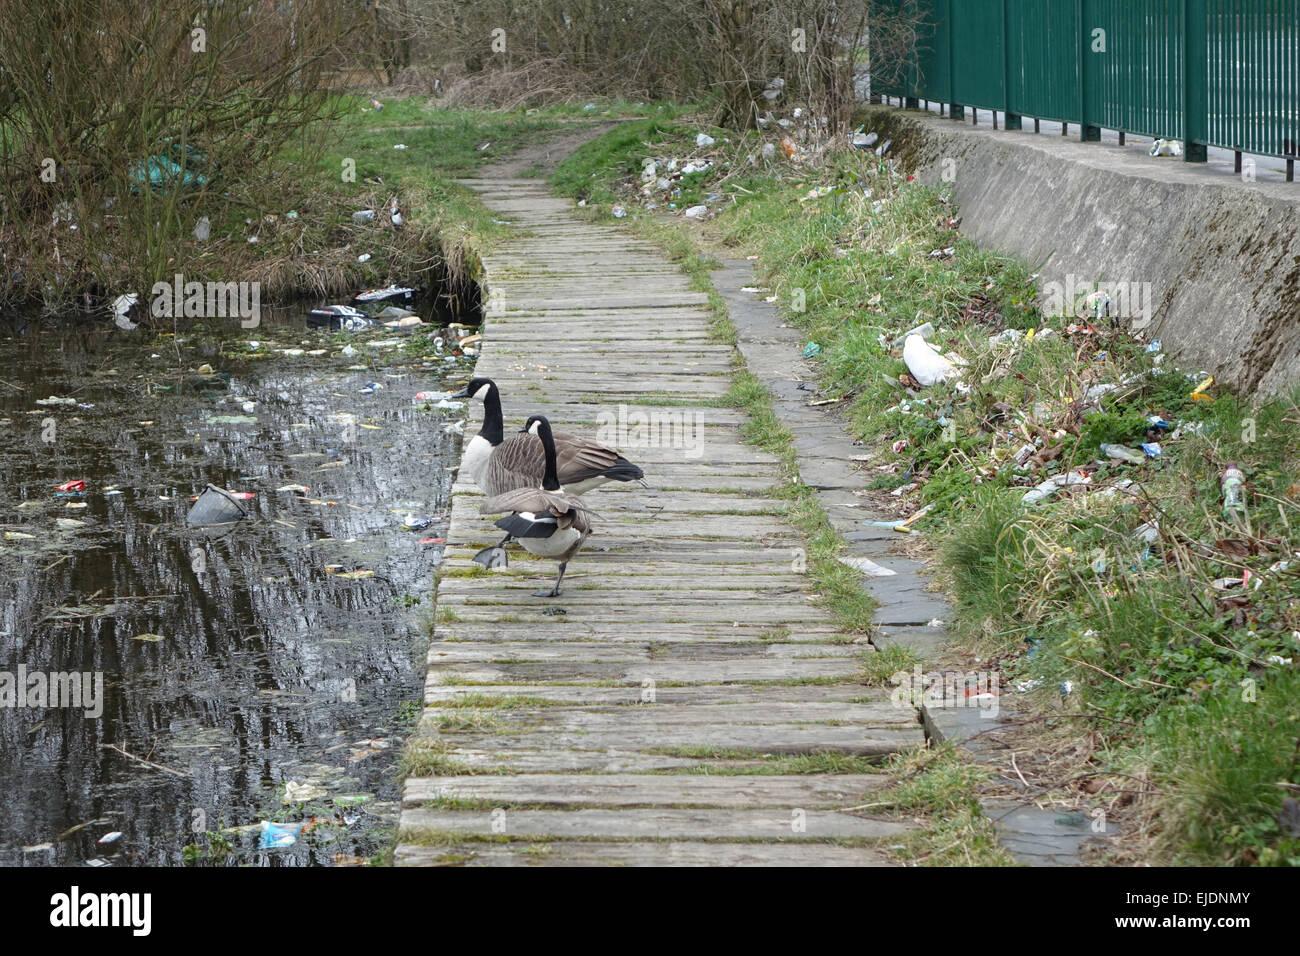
[873,0,1299,176]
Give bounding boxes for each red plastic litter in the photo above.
[418,537,446,545]
[55,480,87,492]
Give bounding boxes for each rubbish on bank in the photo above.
[902,333,961,386]
[193,217,211,241]
[612,205,627,218]
[852,131,879,150]
[837,555,897,577]
[186,484,249,527]
[800,185,836,202]
[128,151,209,193]
[1134,520,1160,544]
[353,285,415,305]
[1190,375,1215,402]
[36,396,78,406]
[1221,463,1247,520]
[683,205,709,219]
[1022,470,1092,505]
[1149,139,1182,157]
[802,341,821,359]
[110,293,139,331]
[352,209,376,223]
[695,133,715,147]
[1100,443,1147,465]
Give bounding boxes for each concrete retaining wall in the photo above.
[861,107,1300,397]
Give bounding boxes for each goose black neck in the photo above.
[537,419,560,492]
[479,382,504,445]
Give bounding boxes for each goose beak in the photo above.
[450,386,471,399]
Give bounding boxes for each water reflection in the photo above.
[0,309,469,866]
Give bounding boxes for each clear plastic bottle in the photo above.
[1222,463,1247,519]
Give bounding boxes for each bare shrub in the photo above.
[0,1,366,308]
[409,1,921,130]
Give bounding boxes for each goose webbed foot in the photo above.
[472,534,512,568]
[534,561,568,598]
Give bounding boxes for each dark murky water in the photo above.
[0,304,473,866]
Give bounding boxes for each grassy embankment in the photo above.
[550,114,1300,867]
[4,97,661,311]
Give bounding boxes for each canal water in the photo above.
[0,304,473,866]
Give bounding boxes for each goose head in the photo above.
[451,377,496,402]
[451,377,503,445]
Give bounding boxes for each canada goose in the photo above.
[451,377,644,495]
[479,415,591,598]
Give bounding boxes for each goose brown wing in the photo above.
[479,487,578,517]
[550,431,622,483]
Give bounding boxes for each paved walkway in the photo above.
[394,176,924,866]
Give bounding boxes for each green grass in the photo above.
[874,747,1015,866]
[860,645,923,685]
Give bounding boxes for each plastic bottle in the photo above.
[1222,463,1247,520]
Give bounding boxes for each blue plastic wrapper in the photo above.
[259,821,301,849]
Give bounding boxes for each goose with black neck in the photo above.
[477,415,592,598]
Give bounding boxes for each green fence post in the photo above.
[948,0,964,120]
[1003,0,1021,129]
[1183,0,1208,162]
[1078,0,1101,141]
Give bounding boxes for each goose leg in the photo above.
[472,533,512,568]
[535,561,568,598]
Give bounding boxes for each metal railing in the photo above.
[872,0,1299,180]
